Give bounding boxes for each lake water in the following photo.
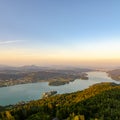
[0,72,120,106]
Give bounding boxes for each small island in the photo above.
[80,73,89,80]
[49,80,69,86]
[42,91,57,98]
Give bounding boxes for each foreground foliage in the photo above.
[0,82,120,120]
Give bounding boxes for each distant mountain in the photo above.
[0,65,17,70]
[0,65,50,71]
[0,64,94,72]
[19,65,43,71]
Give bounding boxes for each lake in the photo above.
[0,71,120,106]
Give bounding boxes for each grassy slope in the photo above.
[0,82,120,120]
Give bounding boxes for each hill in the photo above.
[0,82,120,120]
[107,69,120,81]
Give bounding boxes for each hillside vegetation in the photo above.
[0,82,120,120]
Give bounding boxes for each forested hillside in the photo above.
[0,82,120,120]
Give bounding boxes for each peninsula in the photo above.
[0,66,91,87]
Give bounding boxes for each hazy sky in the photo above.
[0,0,120,67]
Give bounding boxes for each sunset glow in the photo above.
[0,0,120,67]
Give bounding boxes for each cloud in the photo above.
[0,40,24,45]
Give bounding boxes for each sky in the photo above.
[0,0,120,67]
